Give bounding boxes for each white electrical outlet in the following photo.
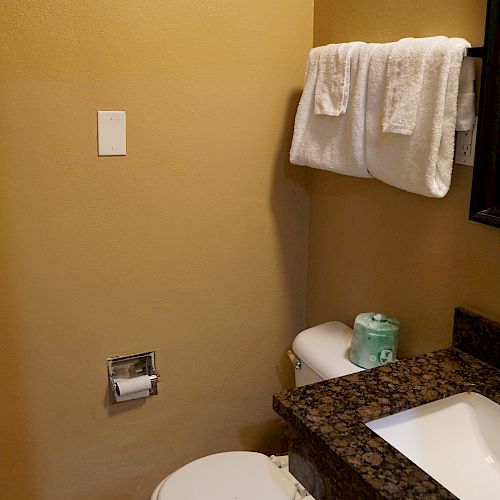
[454,116,477,166]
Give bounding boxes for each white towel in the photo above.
[456,57,476,131]
[366,37,471,198]
[290,42,375,178]
[382,37,447,135]
[314,42,364,116]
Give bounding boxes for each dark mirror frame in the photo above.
[469,0,500,228]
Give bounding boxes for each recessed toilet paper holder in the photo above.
[107,351,159,404]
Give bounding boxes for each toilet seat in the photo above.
[152,451,303,500]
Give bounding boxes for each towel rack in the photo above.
[467,47,484,58]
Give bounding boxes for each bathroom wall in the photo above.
[309,0,500,356]
[0,2,312,499]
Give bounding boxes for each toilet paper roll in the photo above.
[115,375,152,402]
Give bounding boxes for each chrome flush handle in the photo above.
[287,350,302,370]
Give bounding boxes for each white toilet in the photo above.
[150,321,364,500]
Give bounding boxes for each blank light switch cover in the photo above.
[97,111,126,156]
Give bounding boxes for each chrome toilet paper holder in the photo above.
[107,351,159,404]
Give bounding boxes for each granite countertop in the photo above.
[273,347,500,499]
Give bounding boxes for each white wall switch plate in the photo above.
[454,116,477,166]
[97,111,126,156]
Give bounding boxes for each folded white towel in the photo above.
[314,42,364,116]
[290,42,374,178]
[366,37,471,198]
[456,57,476,131]
[383,37,447,135]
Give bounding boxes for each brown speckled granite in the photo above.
[453,307,500,368]
[273,348,500,499]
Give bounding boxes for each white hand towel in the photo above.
[314,42,364,116]
[456,57,476,131]
[382,37,447,135]
[290,42,375,178]
[366,37,471,198]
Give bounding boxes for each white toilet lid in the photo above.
[156,451,298,500]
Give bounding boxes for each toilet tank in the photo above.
[291,321,364,387]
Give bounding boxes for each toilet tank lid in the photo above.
[292,321,364,379]
[156,452,298,500]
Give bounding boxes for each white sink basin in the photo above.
[366,392,500,500]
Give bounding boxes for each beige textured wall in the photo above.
[0,1,312,499]
[309,0,500,357]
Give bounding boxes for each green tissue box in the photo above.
[350,312,400,369]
